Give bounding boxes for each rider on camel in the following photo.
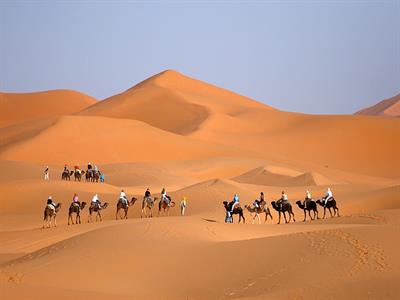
[323,188,333,207]
[303,190,312,209]
[231,194,240,213]
[278,191,288,210]
[253,192,264,209]
[47,196,57,212]
[144,188,151,199]
[72,193,80,206]
[91,194,101,209]
[119,189,128,206]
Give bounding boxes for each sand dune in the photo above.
[355,93,400,117]
[80,70,275,134]
[1,70,399,300]
[0,90,97,128]
[232,165,337,187]
[0,115,240,164]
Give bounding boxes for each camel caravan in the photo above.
[42,183,340,229]
[60,162,104,183]
[42,188,178,228]
[223,188,340,224]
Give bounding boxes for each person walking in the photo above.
[44,166,49,181]
[180,196,187,216]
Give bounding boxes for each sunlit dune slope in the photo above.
[79,70,275,134]
[0,90,97,127]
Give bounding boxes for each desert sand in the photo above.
[0,70,399,299]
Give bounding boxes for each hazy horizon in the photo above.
[1,0,399,114]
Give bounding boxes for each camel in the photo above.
[296,200,319,221]
[73,170,85,182]
[271,201,296,224]
[88,202,109,222]
[68,201,87,225]
[61,170,73,181]
[116,197,137,220]
[85,170,92,182]
[141,196,158,218]
[158,198,175,216]
[316,198,340,218]
[223,201,245,224]
[43,203,61,228]
[244,202,273,224]
[92,171,100,183]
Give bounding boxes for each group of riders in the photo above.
[227,188,335,216]
[59,162,104,182]
[45,187,175,214]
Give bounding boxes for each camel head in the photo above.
[130,197,137,206]
[81,202,87,209]
[271,201,278,211]
[102,202,109,209]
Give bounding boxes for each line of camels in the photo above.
[61,169,101,182]
[43,196,175,228]
[223,198,340,224]
[43,195,339,228]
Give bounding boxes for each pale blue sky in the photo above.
[1,0,399,114]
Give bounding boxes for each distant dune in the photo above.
[0,89,97,127]
[355,93,400,117]
[232,166,337,186]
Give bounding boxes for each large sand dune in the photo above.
[1,70,399,299]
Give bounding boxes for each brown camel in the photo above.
[73,170,85,182]
[244,202,273,224]
[223,201,245,224]
[85,170,92,182]
[61,170,73,181]
[92,171,100,183]
[141,196,158,218]
[43,203,61,228]
[316,198,340,218]
[295,200,319,221]
[158,198,175,216]
[271,201,296,224]
[68,201,87,225]
[116,197,137,220]
[88,202,109,222]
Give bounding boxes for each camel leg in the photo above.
[303,210,306,222]
[328,207,333,217]
[283,212,288,223]
[68,214,71,225]
[323,208,326,219]
[252,214,256,224]
[99,212,102,222]
[336,207,340,217]
[116,208,119,220]
[77,213,80,224]
[277,212,281,224]
[257,214,261,224]
[308,210,312,220]
[54,216,57,227]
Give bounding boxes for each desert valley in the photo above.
[0,70,399,299]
